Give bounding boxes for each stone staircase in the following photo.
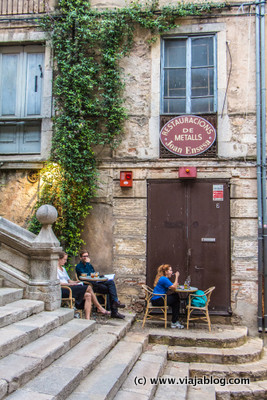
[147,325,267,399]
[0,283,141,400]
[0,279,266,400]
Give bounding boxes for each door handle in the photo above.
[195,265,204,270]
[35,76,38,92]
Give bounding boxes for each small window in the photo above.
[0,46,44,154]
[161,35,216,115]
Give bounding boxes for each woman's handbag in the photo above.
[190,290,207,307]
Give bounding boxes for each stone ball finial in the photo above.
[36,205,58,225]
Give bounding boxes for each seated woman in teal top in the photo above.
[152,264,184,329]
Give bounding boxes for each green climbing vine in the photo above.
[29,0,225,257]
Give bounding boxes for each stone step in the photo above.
[0,277,4,287]
[148,325,248,348]
[6,314,136,399]
[187,385,216,400]
[153,361,189,400]
[0,287,23,306]
[168,337,263,364]
[114,343,167,400]
[0,318,96,399]
[189,348,267,382]
[0,307,74,360]
[216,380,267,399]
[67,331,145,400]
[0,298,44,328]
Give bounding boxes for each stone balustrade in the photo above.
[0,204,62,310]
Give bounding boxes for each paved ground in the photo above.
[91,310,241,335]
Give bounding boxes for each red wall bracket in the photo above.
[179,167,197,179]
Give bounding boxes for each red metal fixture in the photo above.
[179,167,197,179]
[120,171,133,187]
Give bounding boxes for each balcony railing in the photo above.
[0,0,48,15]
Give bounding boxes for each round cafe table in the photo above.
[79,275,108,283]
[176,285,198,293]
[176,286,198,314]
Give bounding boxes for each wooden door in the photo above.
[147,179,231,314]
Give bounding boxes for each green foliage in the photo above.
[29,0,225,257]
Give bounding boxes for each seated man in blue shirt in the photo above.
[76,250,125,319]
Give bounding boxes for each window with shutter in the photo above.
[0,46,44,154]
[161,35,217,115]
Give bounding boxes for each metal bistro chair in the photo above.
[61,286,83,318]
[142,284,168,329]
[186,286,215,332]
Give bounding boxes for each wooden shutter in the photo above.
[0,47,44,154]
[25,53,44,116]
[1,53,19,117]
[0,124,19,153]
[20,122,41,153]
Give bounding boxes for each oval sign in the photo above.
[160,115,216,157]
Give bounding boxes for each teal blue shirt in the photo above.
[152,276,173,300]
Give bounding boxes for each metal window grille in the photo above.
[0,0,47,15]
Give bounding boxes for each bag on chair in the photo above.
[190,290,207,307]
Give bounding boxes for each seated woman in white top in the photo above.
[58,251,110,320]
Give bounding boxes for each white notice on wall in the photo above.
[213,184,224,201]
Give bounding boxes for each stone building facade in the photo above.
[0,0,265,333]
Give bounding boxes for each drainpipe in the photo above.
[256,1,266,333]
[256,2,263,333]
[260,1,267,334]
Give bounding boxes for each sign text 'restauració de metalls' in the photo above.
[160,115,216,156]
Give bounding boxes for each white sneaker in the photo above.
[171,321,184,329]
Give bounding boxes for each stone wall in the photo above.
[83,160,259,331]
[0,170,39,226]
[80,9,259,331]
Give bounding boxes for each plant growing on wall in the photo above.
[30,0,225,257]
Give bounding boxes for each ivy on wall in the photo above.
[29,0,225,257]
